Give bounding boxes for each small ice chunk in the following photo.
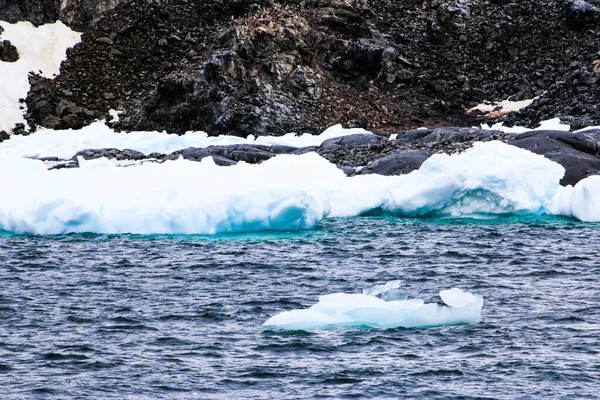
[263,288,484,330]
[363,280,407,301]
[440,288,477,308]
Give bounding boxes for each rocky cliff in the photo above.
[2,0,600,136]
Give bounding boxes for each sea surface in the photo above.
[1,216,599,399]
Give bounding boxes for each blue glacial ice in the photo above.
[262,287,484,330]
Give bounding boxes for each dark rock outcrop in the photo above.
[6,0,600,138]
[509,130,600,186]
[358,150,432,176]
[396,127,508,144]
[318,134,389,154]
[74,148,147,161]
[0,0,60,26]
[34,126,600,186]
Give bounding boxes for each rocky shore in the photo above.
[2,0,600,184]
[35,126,600,186]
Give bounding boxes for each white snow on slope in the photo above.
[262,288,483,330]
[0,21,81,133]
[0,141,571,235]
[468,96,537,118]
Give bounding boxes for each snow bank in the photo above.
[263,288,483,330]
[0,141,573,235]
[0,21,81,133]
[481,117,571,134]
[0,121,368,159]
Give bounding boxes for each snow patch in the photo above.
[0,21,81,133]
[468,96,539,118]
[481,117,571,134]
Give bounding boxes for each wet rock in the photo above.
[0,40,19,62]
[509,130,600,185]
[292,146,319,155]
[318,134,388,153]
[407,127,507,144]
[167,144,298,164]
[73,148,147,161]
[358,150,432,176]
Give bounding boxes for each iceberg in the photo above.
[263,288,484,330]
[549,176,600,222]
[0,140,588,235]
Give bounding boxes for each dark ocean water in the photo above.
[1,216,599,399]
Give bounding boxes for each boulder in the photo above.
[72,148,148,161]
[318,134,388,153]
[167,144,299,164]
[397,127,505,144]
[358,150,432,176]
[509,130,600,186]
[0,40,19,62]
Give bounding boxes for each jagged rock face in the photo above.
[0,0,60,25]
[0,0,124,30]
[59,0,125,31]
[18,0,600,136]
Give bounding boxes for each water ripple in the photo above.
[1,217,599,399]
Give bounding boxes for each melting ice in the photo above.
[262,287,484,330]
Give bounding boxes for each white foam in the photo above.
[0,140,576,234]
[0,122,367,159]
[263,288,483,330]
[0,21,81,133]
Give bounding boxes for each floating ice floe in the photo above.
[0,21,81,133]
[263,287,484,330]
